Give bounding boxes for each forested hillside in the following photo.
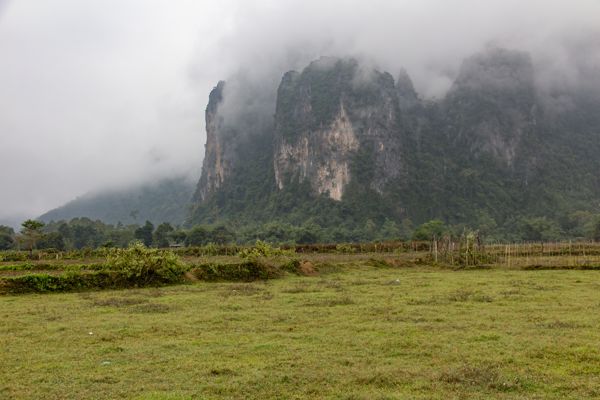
[39,177,195,226]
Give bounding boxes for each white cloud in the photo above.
[0,0,599,220]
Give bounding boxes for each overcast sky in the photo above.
[1,0,599,224]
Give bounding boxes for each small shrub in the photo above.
[105,242,187,285]
[368,258,393,268]
[280,258,301,274]
[200,243,219,256]
[190,260,280,282]
[335,243,356,253]
[238,240,295,259]
[0,251,29,262]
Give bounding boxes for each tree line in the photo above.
[1,212,600,252]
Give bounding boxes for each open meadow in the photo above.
[1,244,600,399]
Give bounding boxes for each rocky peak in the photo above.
[193,81,234,202]
[396,68,419,109]
[444,47,537,165]
[453,46,535,93]
[273,57,404,199]
[206,80,225,114]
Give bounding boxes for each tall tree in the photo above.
[210,225,235,245]
[185,226,209,246]
[37,232,66,251]
[134,220,154,247]
[0,225,15,250]
[154,222,174,248]
[20,219,45,255]
[593,218,600,242]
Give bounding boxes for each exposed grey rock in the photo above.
[273,58,404,199]
[193,81,236,202]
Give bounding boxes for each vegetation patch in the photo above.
[189,260,280,282]
[104,242,187,285]
[1,271,132,294]
[367,258,394,268]
[0,243,188,294]
[0,262,104,273]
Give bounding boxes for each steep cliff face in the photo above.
[274,101,358,200]
[444,47,537,166]
[273,58,404,200]
[193,81,236,202]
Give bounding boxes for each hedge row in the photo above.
[0,240,432,261]
[1,260,299,294]
[1,271,134,294]
[189,258,300,282]
[0,263,105,272]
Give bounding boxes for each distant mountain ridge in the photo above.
[39,177,195,226]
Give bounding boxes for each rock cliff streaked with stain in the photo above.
[193,81,235,202]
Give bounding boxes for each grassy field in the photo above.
[2,258,600,399]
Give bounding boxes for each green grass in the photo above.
[1,262,600,399]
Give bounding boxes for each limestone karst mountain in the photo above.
[189,46,600,235]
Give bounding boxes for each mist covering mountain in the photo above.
[189,46,600,239]
[35,44,600,241]
[39,177,195,226]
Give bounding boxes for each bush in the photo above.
[105,241,187,285]
[0,251,29,262]
[200,243,219,256]
[238,240,295,259]
[0,263,104,272]
[413,220,448,241]
[190,259,281,282]
[1,271,131,294]
[335,243,356,253]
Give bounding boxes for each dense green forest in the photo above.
[39,177,195,226]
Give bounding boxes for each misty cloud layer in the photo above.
[1,0,599,224]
